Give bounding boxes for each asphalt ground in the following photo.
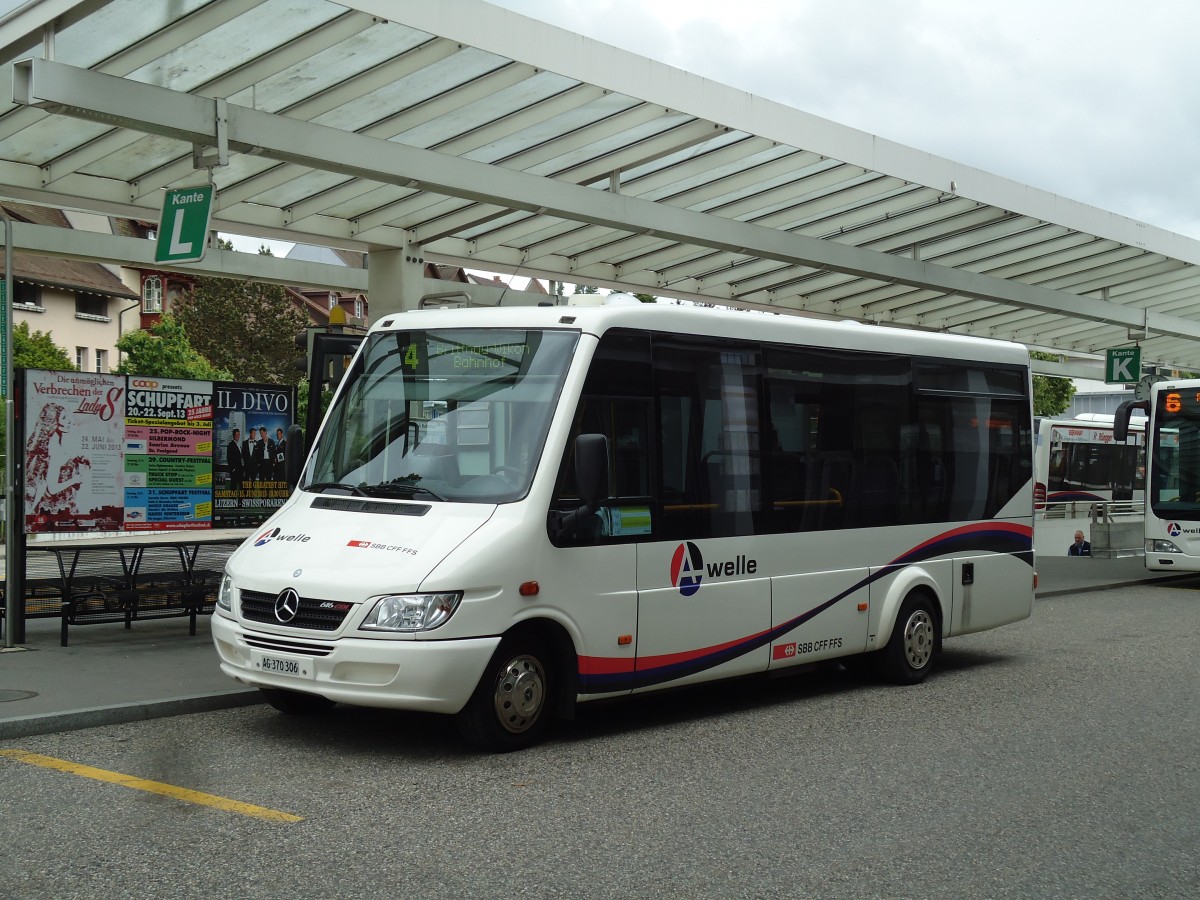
[0,554,1185,740]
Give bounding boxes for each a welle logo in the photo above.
[670,542,758,597]
[253,527,312,547]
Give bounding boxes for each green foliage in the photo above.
[13,321,73,370]
[633,293,656,303]
[2,323,74,477]
[295,377,333,432]
[1030,351,1076,416]
[173,266,308,385]
[115,314,232,380]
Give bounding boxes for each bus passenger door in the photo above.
[635,539,771,691]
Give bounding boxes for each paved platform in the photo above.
[0,554,1190,740]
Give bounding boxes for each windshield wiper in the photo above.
[305,481,369,496]
[362,481,447,502]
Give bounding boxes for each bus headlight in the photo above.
[1147,539,1182,554]
[217,572,236,611]
[360,592,462,632]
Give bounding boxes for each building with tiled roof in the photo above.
[1,201,141,373]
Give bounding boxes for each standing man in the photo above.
[227,428,244,491]
[253,427,269,481]
[273,427,287,481]
[1068,530,1092,556]
[244,428,259,483]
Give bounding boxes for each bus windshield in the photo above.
[303,328,579,503]
[1150,388,1198,518]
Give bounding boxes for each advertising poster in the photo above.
[24,371,126,533]
[123,377,214,530]
[213,381,294,527]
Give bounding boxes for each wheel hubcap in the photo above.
[492,653,546,734]
[903,610,935,670]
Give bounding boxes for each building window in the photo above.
[354,298,363,319]
[95,349,107,373]
[13,281,41,309]
[143,275,163,312]
[329,293,337,310]
[75,293,110,320]
[76,347,87,371]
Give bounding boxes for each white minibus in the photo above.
[1116,381,1198,570]
[211,305,1035,750]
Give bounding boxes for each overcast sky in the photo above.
[489,0,1200,242]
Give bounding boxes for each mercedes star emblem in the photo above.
[274,588,301,624]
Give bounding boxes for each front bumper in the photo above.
[211,611,500,714]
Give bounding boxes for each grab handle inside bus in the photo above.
[1113,399,1150,442]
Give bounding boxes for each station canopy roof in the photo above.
[1,0,1200,372]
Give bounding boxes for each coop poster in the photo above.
[123,377,214,530]
[212,381,295,527]
[23,370,126,533]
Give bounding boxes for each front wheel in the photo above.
[875,593,940,685]
[456,635,552,752]
[260,687,336,715]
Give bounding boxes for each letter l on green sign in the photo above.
[155,185,214,264]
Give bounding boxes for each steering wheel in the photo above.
[492,466,522,480]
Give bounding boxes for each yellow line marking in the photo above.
[0,749,302,822]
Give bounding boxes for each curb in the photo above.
[0,690,263,740]
[1036,573,1196,599]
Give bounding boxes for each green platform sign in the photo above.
[1105,347,1141,384]
[155,185,214,264]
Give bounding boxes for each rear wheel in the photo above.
[260,687,336,714]
[875,593,940,684]
[457,634,552,752]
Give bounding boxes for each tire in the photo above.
[875,593,940,685]
[456,634,552,752]
[260,687,336,715]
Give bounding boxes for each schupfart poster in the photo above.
[123,377,214,530]
[23,370,295,535]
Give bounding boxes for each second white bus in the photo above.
[211,305,1035,751]
[1034,415,1145,510]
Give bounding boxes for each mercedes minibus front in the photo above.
[210,308,600,751]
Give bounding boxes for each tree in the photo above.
[12,321,74,370]
[115,314,232,380]
[174,244,311,385]
[1031,351,1076,416]
[1,322,74,480]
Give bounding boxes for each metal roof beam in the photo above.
[13,57,1200,341]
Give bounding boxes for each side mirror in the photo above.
[553,434,609,539]
[1113,399,1149,442]
[574,433,609,510]
[285,423,306,489]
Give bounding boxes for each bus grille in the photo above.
[240,589,353,631]
[243,634,335,657]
